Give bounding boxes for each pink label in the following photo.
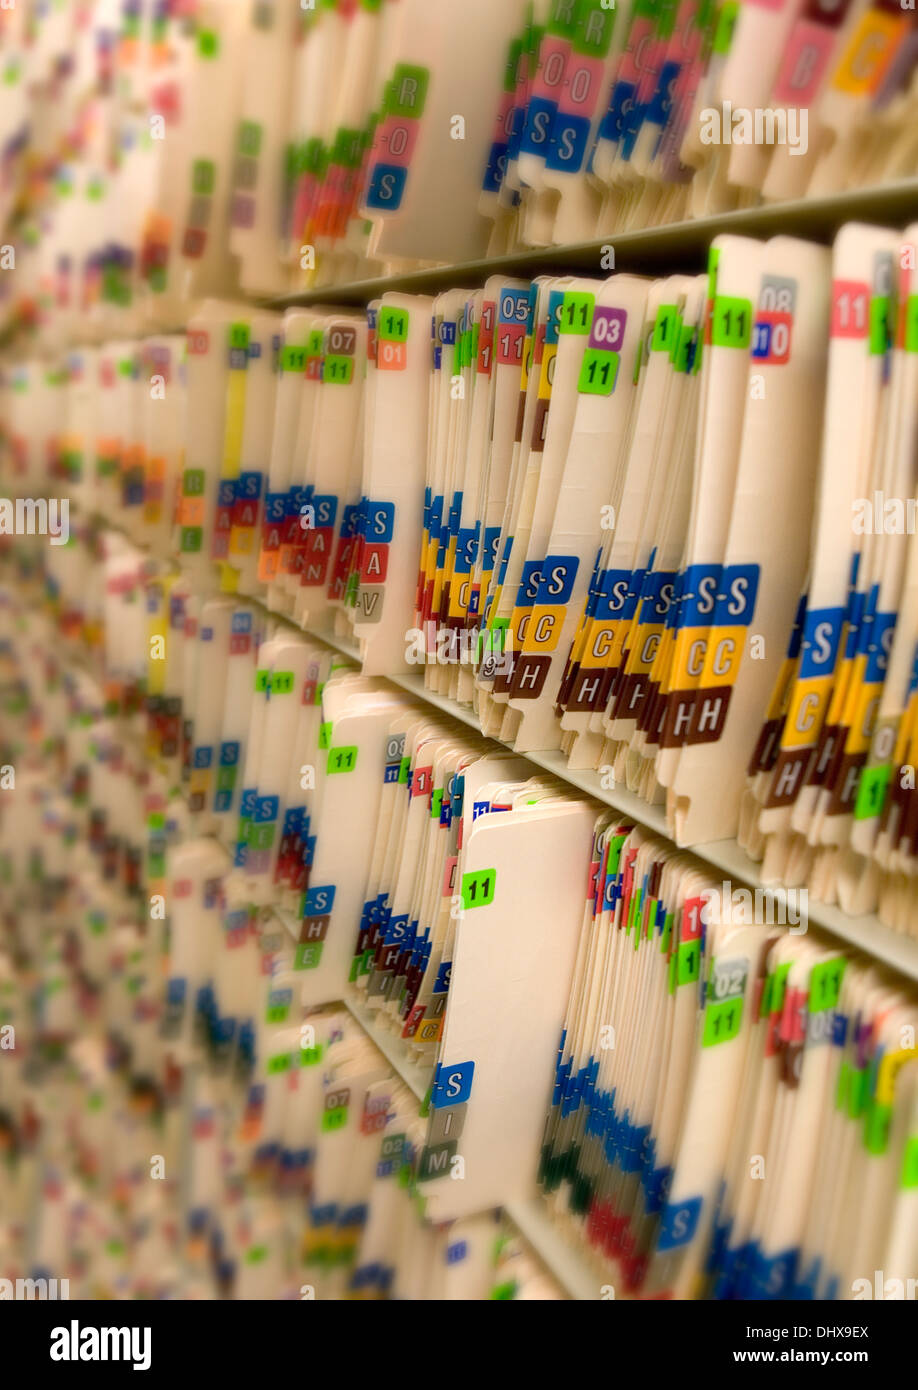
[637,39,667,102]
[494,91,515,142]
[620,18,655,85]
[374,116,419,168]
[670,0,705,63]
[831,280,870,338]
[773,21,835,103]
[673,54,703,109]
[442,855,458,897]
[557,54,606,114]
[532,37,570,100]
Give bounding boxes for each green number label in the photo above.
[491,1282,517,1300]
[651,305,679,352]
[191,158,216,196]
[229,322,250,354]
[282,345,306,372]
[711,296,752,349]
[461,868,496,910]
[321,1099,349,1132]
[379,308,409,342]
[676,940,700,987]
[865,1100,892,1155]
[808,957,846,1013]
[238,121,262,158]
[906,295,918,354]
[702,998,744,1047]
[559,291,594,335]
[854,762,890,820]
[578,347,619,395]
[869,295,890,356]
[713,0,739,53]
[197,28,220,59]
[901,1134,918,1189]
[847,1067,868,1119]
[324,354,354,384]
[327,746,358,774]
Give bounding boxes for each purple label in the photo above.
[589,306,627,351]
[854,1018,872,1070]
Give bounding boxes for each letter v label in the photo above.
[359,588,383,622]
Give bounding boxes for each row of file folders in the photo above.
[1,543,916,1299]
[4,223,918,926]
[2,0,915,322]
